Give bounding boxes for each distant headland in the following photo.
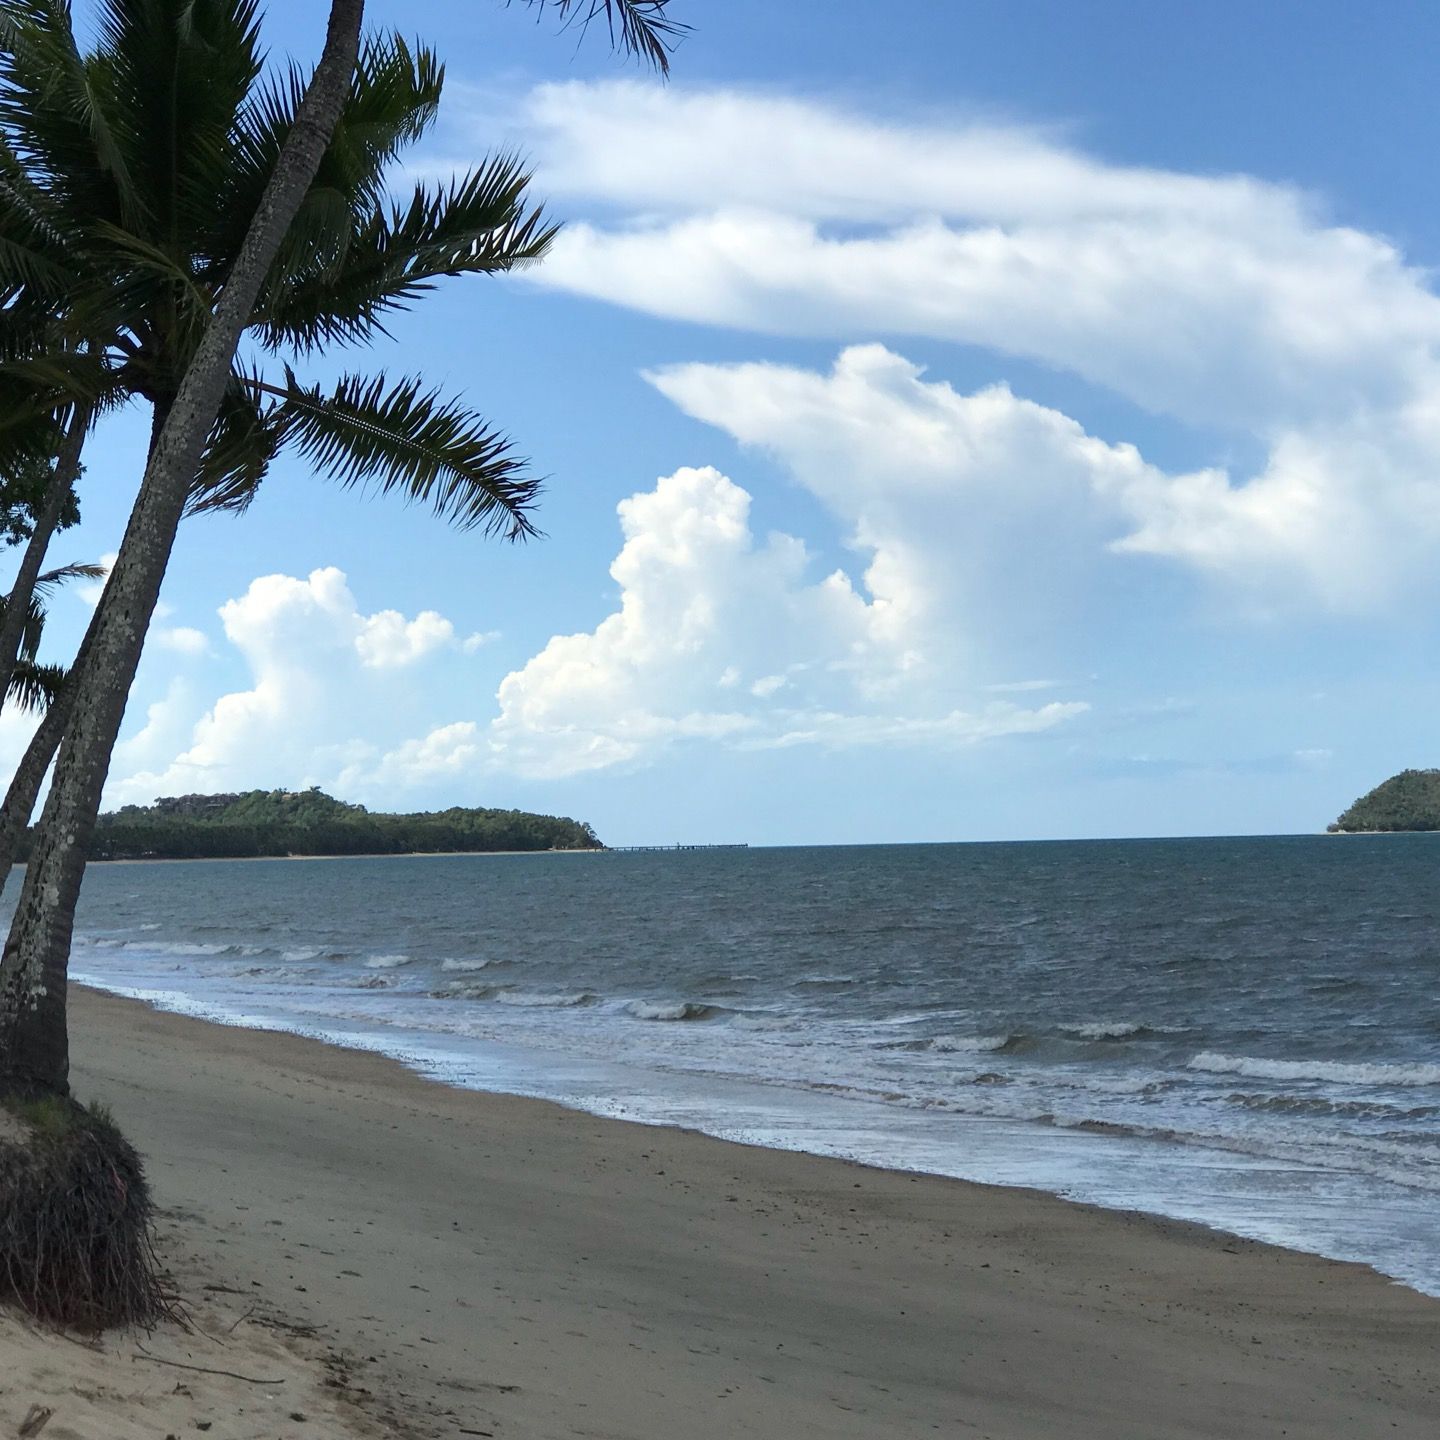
[1328,769,1440,833]
[25,788,604,861]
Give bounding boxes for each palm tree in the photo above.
[0,560,104,901]
[0,0,684,1097]
[0,420,88,713]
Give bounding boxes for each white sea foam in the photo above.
[626,1000,718,1022]
[1189,1052,1440,1087]
[283,947,324,961]
[363,954,413,970]
[496,990,594,1008]
[930,1033,1012,1053]
[1064,1022,1145,1040]
[440,958,493,973]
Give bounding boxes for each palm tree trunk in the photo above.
[0,683,72,901]
[0,409,87,714]
[0,0,367,1098]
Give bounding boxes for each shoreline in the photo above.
[76,846,607,865]
[19,985,1437,1438]
[71,971,1440,1299]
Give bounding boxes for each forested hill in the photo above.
[38,788,603,860]
[1329,770,1440,833]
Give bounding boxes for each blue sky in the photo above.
[17,0,1440,845]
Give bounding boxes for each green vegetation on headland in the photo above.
[21,788,602,861]
[1328,769,1440,832]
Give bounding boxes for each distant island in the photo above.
[25,788,603,861]
[1328,769,1440,833]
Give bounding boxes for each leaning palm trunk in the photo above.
[0,0,367,1097]
[0,681,72,901]
[0,410,87,716]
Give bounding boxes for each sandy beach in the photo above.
[2,986,1436,1439]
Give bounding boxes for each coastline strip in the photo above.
[55,985,1440,1439]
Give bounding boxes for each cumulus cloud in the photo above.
[355,609,454,668]
[152,625,209,656]
[487,464,1085,778]
[106,569,483,805]
[498,81,1440,607]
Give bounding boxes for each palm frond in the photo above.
[516,0,687,74]
[257,154,555,353]
[32,559,104,595]
[215,33,444,285]
[0,348,115,408]
[88,0,264,249]
[262,367,540,537]
[0,0,145,229]
[185,366,283,516]
[7,656,64,712]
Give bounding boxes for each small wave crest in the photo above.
[1190,1052,1440,1087]
[496,989,596,1008]
[1223,1091,1440,1121]
[363,954,413,970]
[931,1033,1013,1053]
[440,958,495,973]
[1061,1021,1172,1041]
[626,1000,723,1022]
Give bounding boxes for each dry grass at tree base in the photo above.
[0,1096,174,1329]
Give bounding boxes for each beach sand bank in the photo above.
[4,986,1437,1438]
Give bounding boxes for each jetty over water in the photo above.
[607,843,749,853]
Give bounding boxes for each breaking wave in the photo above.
[1189,1053,1440,1087]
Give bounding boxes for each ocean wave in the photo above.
[282,946,324,962]
[626,1000,724,1022]
[879,1032,1015,1054]
[495,990,596,1008]
[130,940,234,957]
[363,954,413,970]
[1061,1021,1181,1041]
[931,1033,1013,1053]
[1190,1052,1440,1087]
[429,983,496,1001]
[440,957,495,973]
[1222,1091,1440,1121]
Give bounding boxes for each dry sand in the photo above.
[3,986,1438,1438]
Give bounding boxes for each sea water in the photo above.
[37,835,1440,1294]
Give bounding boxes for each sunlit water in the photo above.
[34,835,1440,1294]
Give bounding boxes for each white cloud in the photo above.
[462,629,501,653]
[488,464,1085,778]
[152,626,209,657]
[106,569,475,805]
[342,721,485,792]
[499,81,1440,607]
[648,344,1183,635]
[356,609,454,668]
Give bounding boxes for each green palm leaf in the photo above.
[185,367,284,516]
[87,0,264,251]
[0,0,142,228]
[257,153,556,352]
[518,0,687,74]
[6,656,64,712]
[216,34,444,286]
[31,559,104,597]
[265,367,540,538]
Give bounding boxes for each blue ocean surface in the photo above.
[40,835,1440,1294]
